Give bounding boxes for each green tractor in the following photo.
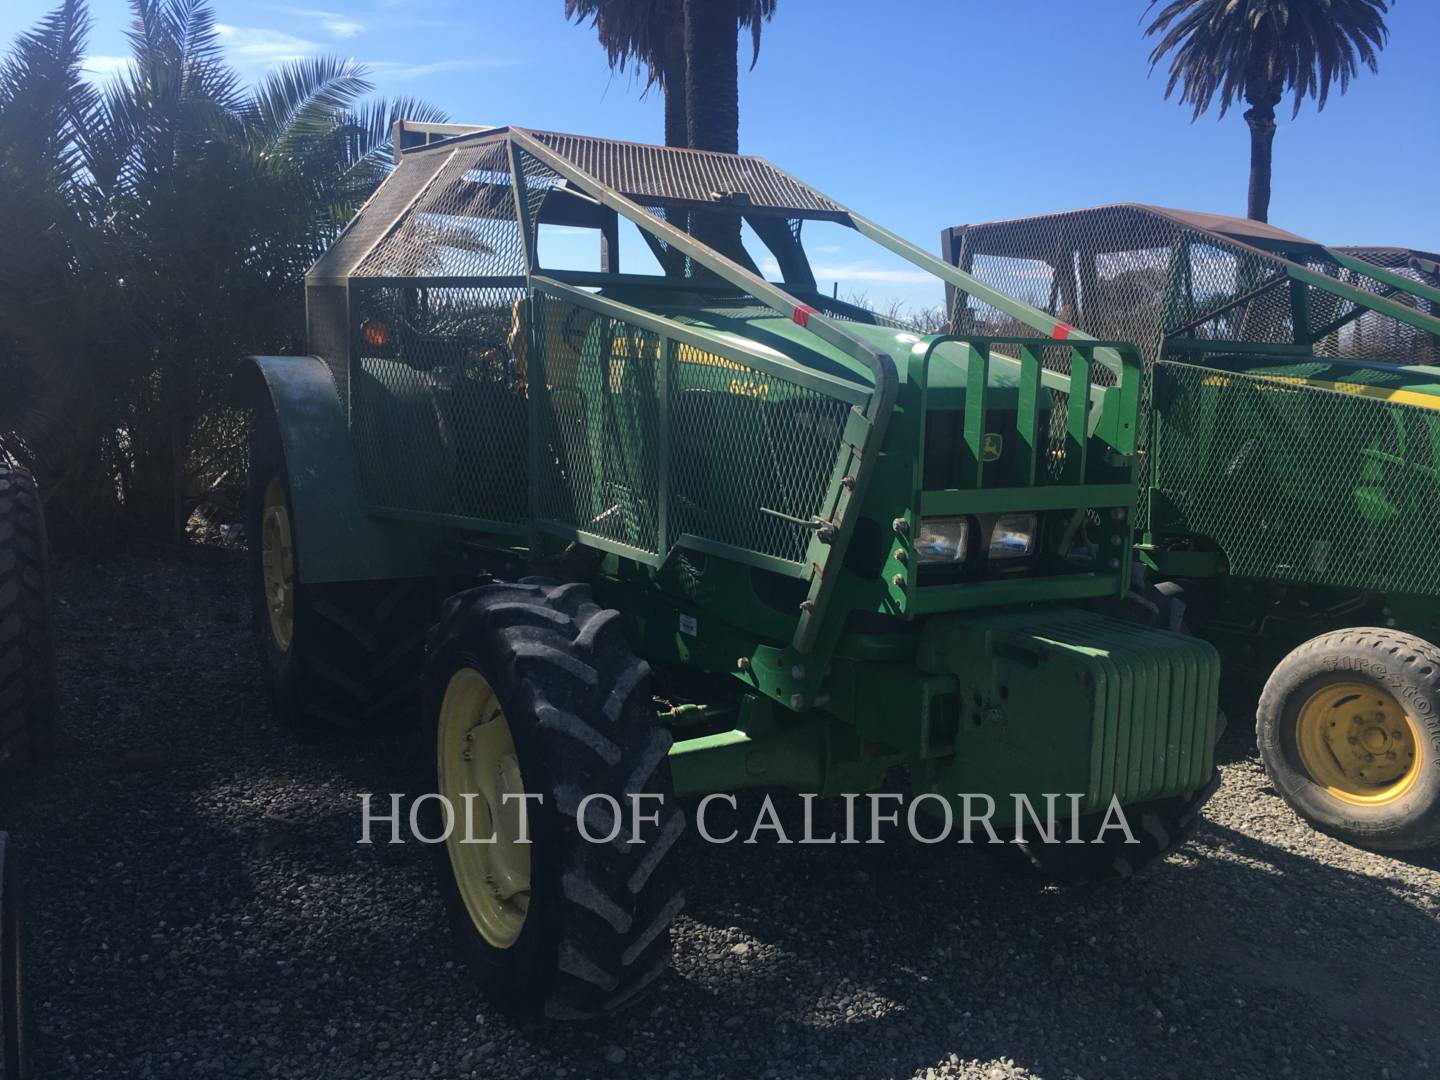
[942,205,1440,852]
[239,124,1221,1019]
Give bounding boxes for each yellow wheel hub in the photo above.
[260,478,295,651]
[437,669,531,949]
[1295,680,1422,806]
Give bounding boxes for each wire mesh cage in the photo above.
[942,206,1440,368]
[1151,360,1440,596]
[302,126,873,566]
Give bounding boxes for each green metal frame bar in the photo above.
[920,484,1137,515]
[1281,258,1440,339]
[1327,248,1440,309]
[910,574,1119,615]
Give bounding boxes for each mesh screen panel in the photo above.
[532,292,851,567]
[533,299,663,553]
[356,140,527,279]
[526,130,846,216]
[1311,249,1440,365]
[667,347,850,566]
[1152,360,1440,595]
[350,282,529,524]
[947,206,1439,367]
[308,150,452,281]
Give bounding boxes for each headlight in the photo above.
[988,513,1037,560]
[915,517,970,564]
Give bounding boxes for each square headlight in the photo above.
[915,517,970,564]
[989,513,1037,560]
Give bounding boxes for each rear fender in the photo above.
[234,355,443,584]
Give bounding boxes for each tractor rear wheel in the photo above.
[423,580,685,1019]
[0,461,56,773]
[247,406,431,732]
[0,834,29,1079]
[1016,577,1221,883]
[1257,628,1440,851]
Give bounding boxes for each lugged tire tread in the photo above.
[247,407,431,733]
[425,580,684,1019]
[0,462,56,771]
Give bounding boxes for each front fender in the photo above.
[235,355,443,584]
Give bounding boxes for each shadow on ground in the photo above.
[2,555,1435,1080]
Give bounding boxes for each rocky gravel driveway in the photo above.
[2,553,1437,1079]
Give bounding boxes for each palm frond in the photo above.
[243,54,372,157]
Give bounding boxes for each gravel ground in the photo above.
[2,552,1438,1080]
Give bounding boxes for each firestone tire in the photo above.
[247,406,432,732]
[1016,578,1221,884]
[0,834,29,1080]
[1257,628,1440,852]
[0,462,56,773]
[423,580,685,1020]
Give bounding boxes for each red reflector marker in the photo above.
[1051,322,1075,341]
[792,304,819,328]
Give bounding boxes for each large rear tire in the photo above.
[0,462,56,772]
[0,834,29,1080]
[423,580,685,1019]
[247,406,432,732]
[1257,628,1440,851]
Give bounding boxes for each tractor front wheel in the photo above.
[0,833,29,1079]
[0,461,56,774]
[1258,628,1440,851]
[247,406,432,732]
[423,580,685,1019]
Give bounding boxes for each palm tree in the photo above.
[564,0,686,146]
[1144,0,1391,222]
[0,0,445,545]
[565,0,775,152]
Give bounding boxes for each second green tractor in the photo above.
[944,206,1440,852]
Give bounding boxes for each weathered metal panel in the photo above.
[236,355,445,584]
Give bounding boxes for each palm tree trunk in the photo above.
[1243,100,1277,223]
[683,0,739,154]
[684,0,742,264]
[660,19,687,149]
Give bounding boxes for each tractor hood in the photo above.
[619,290,1030,409]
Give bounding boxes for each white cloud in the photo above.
[215,25,322,66]
[811,263,935,286]
[82,54,134,79]
[366,57,520,80]
[275,8,365,39]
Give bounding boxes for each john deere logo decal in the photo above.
[982,433,1004,462]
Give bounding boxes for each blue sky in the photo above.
[5,0,1437,311]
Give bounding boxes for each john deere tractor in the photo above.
[943,205,1440,852]
[239,125,1220,1020]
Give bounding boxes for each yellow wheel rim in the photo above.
[260,478,295,652]
[437,669,531,949]
[1295,680,1423,806]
